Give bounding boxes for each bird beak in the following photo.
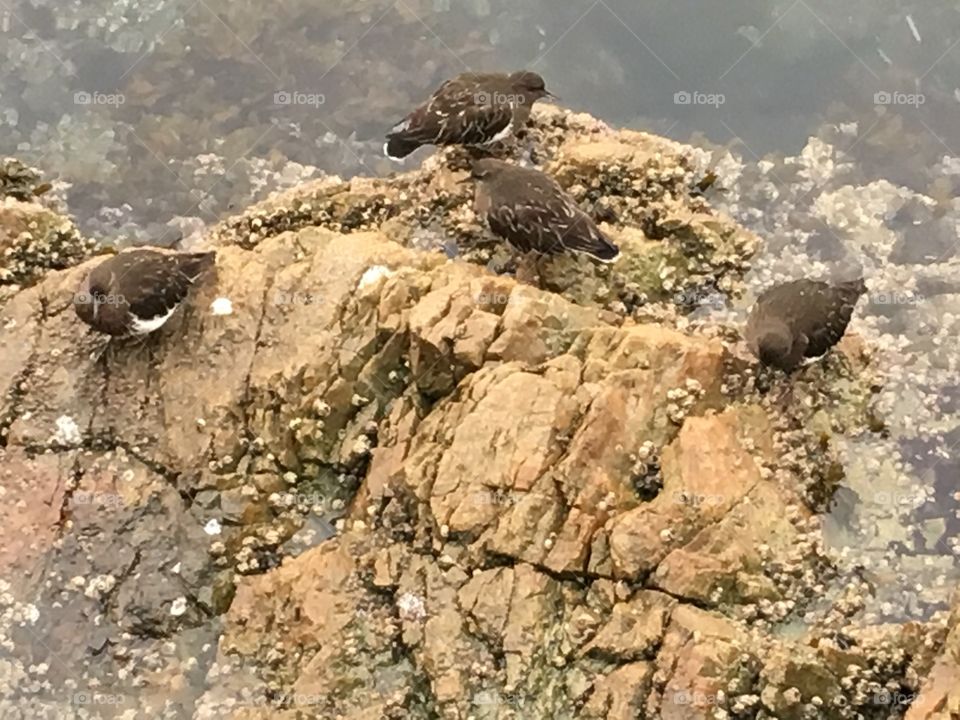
[457,175,473,185]
[544,90,559,101]
[92,297,99,321]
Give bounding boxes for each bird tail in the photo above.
[383,134,421,161]
[179,251,217,282]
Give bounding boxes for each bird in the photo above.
[384,71,555,160]
[746,277,867,372]
[468,159,621,263]
[74,248,216,337]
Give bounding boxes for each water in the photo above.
[3,1,960,240]
[3,0,960,665]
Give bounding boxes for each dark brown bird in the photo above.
[746,278,866,372]
[469,159,620,262]
[74,249,215,337]
[384,71,555,160]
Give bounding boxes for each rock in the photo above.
[0,105,944,718]
[906,593,960,720]
[0,196,96,292]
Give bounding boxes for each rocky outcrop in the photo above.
[0,158,96,306]
[0,109,953,719]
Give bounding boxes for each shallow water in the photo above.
[3,0,960,684]
[3,1,960,240]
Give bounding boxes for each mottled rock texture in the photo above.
[0,109,952,720]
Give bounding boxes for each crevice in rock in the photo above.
[0,358,36,448]
[482,551,598,588]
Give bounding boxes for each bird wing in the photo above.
[115,251,202,322]
[387,76,513,147]
[486,182,616,258]
[761,280,863,359]
[797,284,863,358]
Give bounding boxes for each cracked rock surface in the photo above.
[0,108,956,720]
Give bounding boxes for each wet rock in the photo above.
[0,109,949,719]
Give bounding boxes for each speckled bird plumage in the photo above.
[746,278,866,372]
[74,249,215,337]
[384,71,553,160]
[469,159,620,262]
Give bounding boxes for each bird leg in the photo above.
[89,337,113,365]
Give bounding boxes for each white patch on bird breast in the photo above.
[358,265,395,290]
[210,297,233,316]
[131,307,176,334]
[383,142,406,163]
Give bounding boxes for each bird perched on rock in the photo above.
[384,71,555,160]
[75,248,216,337]
[746,278,866,372]
[468,159,621,263]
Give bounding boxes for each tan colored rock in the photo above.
[581,590,676,661]
[609,406,767,579]
[653,606,752,720]
[906,596,960,720]
[0,105,926,720]
[0,449,71,583]
[581,661,655,720]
